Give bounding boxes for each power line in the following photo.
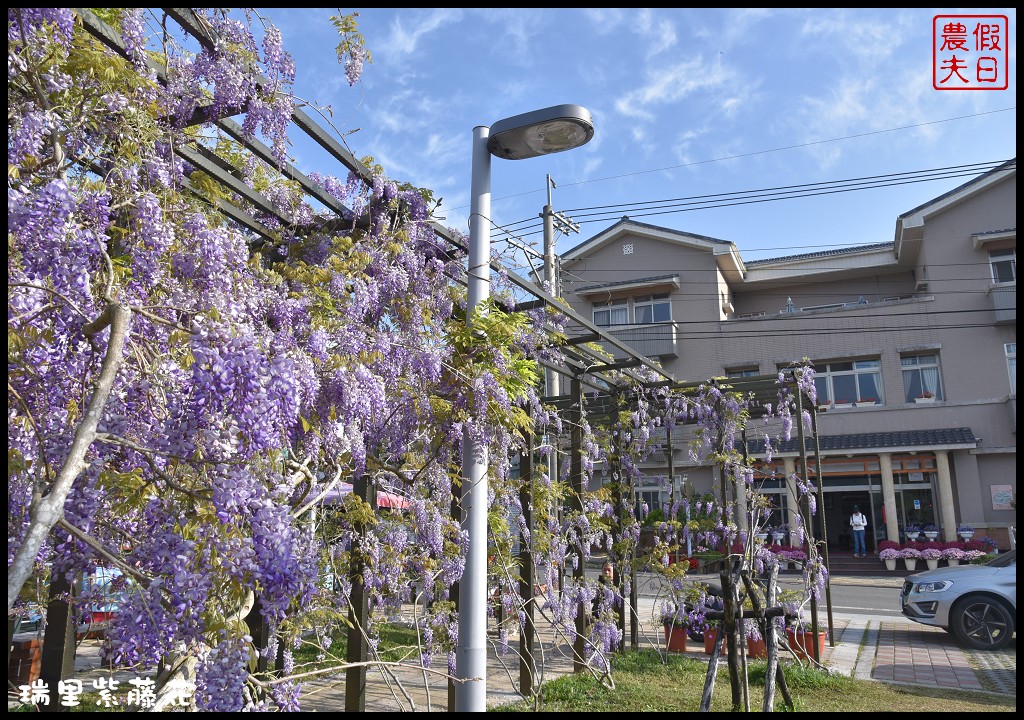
[496,161,1013,238]
[464,106,1016,209]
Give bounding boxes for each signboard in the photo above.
[991,484,1014,510]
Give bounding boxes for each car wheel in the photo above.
[950,596,1015,650]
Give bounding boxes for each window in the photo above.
[812,359,883,405]
[990,249,1016,283]
[902,354,943,402]
[634,293,671,323]
[727,368,759,378]
[635,486,664,519]
[1007,343,1016,395]
[593,298,627,326]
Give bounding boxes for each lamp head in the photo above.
[487,104,594,160]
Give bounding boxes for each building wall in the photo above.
[560,168,1016,547]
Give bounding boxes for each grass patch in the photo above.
[291,620,425,674]
[492,649,1016,712]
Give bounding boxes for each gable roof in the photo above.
[895,159,1016,259]
[561,216,735,263]
[745,242,894,267]
[561,216,745,282]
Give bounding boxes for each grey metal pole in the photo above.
[456,124,491,712]
[542,178,562,589]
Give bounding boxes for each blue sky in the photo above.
[263,8,1016,268]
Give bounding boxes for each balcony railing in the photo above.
[990,282,1016,324]
[599,322,678,360]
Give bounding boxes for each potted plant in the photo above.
[833,398,854,408]
[961,549,987,564]
[957,524,975,540]
[660,607,690,653]
[879,547,901,571]
[903,523,921,541]
[914,391,936,404]
[771,524,787,545]
[921,546,942,570]
[941,546,966,566]
[900,546,921,571]
[787,623,828,660]
[922,523,939,540]
[856,396,877,406]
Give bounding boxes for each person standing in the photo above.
[850,506,868,557]
[592,560,618,620]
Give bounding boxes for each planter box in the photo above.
[914,397,936,404]
[746,636,768,659]
[664,625,688,653]
[704,628,719,655]
[787,628,827,660]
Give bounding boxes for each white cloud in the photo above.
[615,57,731,120]
[583,8,628,34]
[381,9,464,57]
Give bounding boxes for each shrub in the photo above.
[878,540,901,552]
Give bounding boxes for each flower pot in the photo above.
[905,532,920,541]
[704,628,719,655]
[746,636,768,659]
[884,559,897,571]
[755,533,769,542]
[786,628,827,660]
[959,531,974,540]
[923,531,939,540]
[664,624,688,653]
[914,396,935,404]
[772,533,785,545]
[903,559,918,571]
[925,558,939,570]
[947,559,960,566]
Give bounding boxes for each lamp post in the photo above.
[458,104,594,712]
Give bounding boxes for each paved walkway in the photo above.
[10,573,1015,711]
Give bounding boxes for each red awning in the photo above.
[321,482,410,510]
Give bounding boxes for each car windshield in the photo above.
[985,549,1015,567]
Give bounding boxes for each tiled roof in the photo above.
[898,158,1016,221]
[745,242,893,267]
[576,274,678,293]
[972,227,1016,237]
[745,427,977,454]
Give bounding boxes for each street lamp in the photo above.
[458,104,594,712]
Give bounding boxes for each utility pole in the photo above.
[541,174,581,396]
[541,175,581,598]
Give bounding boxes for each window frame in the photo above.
[593,298,628,327]
[633,292,672,324]
[989,248,1016,284]
[901,354,944,402]
[812,359,884,406]
[726,368,760,378]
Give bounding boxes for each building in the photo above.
[557,160,1016,552]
